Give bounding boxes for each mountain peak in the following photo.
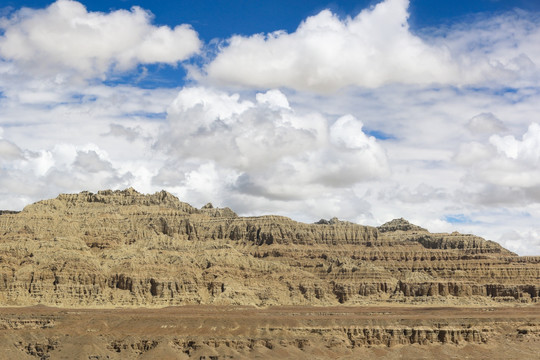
[378,218,427,233]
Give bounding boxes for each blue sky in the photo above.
[5,1,540,36]
[1,0,540,255]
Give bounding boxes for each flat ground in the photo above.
[1,304,539,359]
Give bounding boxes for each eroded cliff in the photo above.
[0,188,538,307]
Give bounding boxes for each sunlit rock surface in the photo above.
[0,188,538,308]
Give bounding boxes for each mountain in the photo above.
[0,188,538,307]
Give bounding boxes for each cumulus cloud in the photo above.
[202,0,540,91]
[156,87,389,202]
[0,0,201,80]
[73,150,114,173]
[490,123,540,162]
[455,123,540,205]
[0,140,134,209]
[467,113,507,135]
[0,139,25,160]
[499,229,540,256]
[203,0,454,91]
[453,141,494,166]
[104,124,143,142]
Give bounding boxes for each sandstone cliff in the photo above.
[0,188,538,307]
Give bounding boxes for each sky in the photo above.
[1,0,540,255]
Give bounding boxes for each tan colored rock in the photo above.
[1,306,539,359]
[0,188,539,307]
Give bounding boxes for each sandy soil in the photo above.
[1,304,539,359]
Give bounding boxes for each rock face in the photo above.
[0,189,539,307]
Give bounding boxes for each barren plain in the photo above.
[1,304,540,359]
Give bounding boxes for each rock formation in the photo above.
[1,189,540,359]
[0,188,538,308]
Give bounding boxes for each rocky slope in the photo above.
[0,188,539,307]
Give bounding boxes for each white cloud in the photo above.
[104,124,143,142]
[255,89,290,110]
[467,112,507,135]
[0,81,175,211]
[498,228,540,256]
[330,115,375,149]
[73,150,114,173]
[490,123,540,162]
[0,138,24,160]
[156,86,389,203]
[202,0,540,92]
[203,0,454,91]
[455,123,540,206]
[0,140,134,209]
[0,0,201,80]
[453,142,494,166]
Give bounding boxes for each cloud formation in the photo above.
[1,0,540,256]
[0,139,24,160]
[156,87,388,202]
[202,0,540,91]
[0,0,201,80]
[0,138,133,209]
[454,123,540,206]
[467,113,508,135]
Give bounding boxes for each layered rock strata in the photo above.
[0,188,538,307]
